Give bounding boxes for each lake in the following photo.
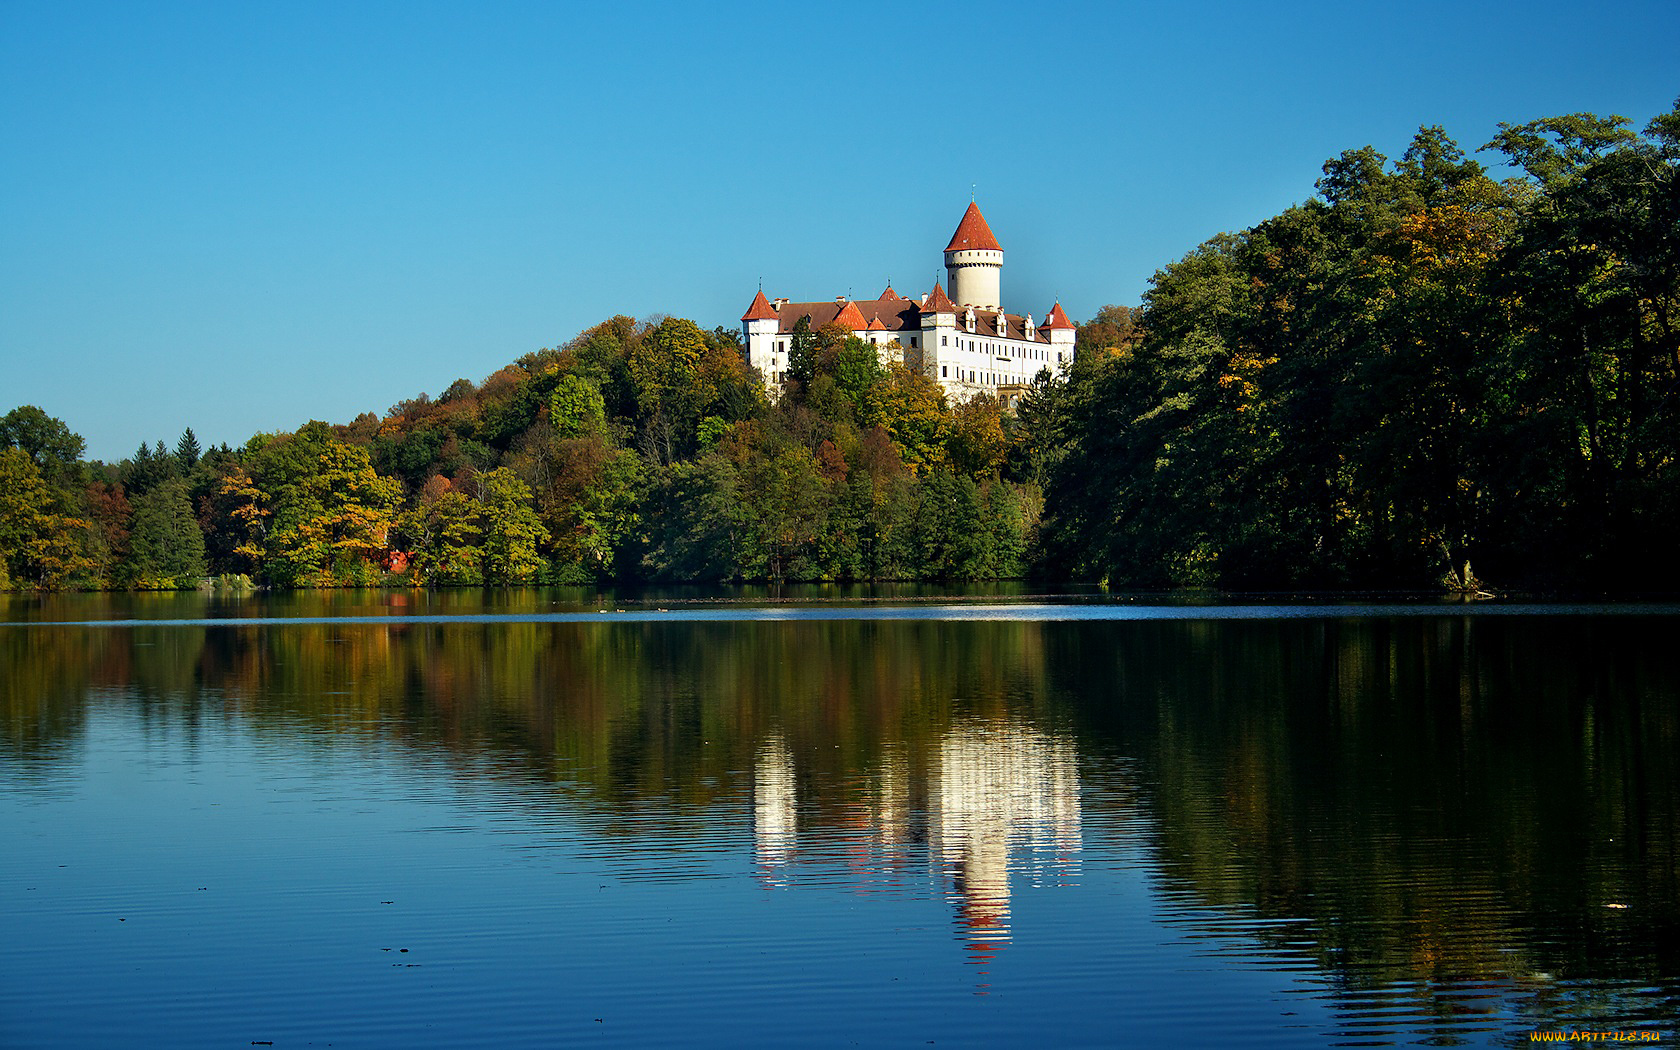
[2,591,1677,1047]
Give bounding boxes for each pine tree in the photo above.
[176,427,201,470]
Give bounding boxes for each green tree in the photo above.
[737,445,829,580]
[786,315,817,389]
[912,470,989,579]
[1007,368,1070,487]
[629,317,763,463]
[947,395,1007,478]
[251,425,401,586]
[0,406,85,484]
[550,373,609,440]
[641,454,746,581]
[862,363,949,471]
[122,440,179,499]
[0,447,93,589]
[477,468,548,583]
[175,427,202,471]
[126,478,208,588]
[400,476,482,584]
[210,466,270,577]
[1477,101,1680,585]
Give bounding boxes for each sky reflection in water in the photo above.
[2,603,1677,1047]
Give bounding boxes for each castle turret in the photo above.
[741,289,782,383]
[1042,302,1076,370]
[944,202,1002,310]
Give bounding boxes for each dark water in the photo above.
[2,596,1677,1047]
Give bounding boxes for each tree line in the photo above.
[0,314,1039,590]
[3,101,1675,592]
[1034,102,1680,592]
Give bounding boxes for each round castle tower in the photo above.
[944,201,1003,310]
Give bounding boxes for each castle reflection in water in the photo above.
[754,719,1082,964]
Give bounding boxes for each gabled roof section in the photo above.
[1043,302,1075,330]
[878,285,901,300]
[833,300,868,330]
[921,281,957,313]
[741,289,778,321]
[866,316,888,331]
[768,298,923,334]
[945,202,1002,253]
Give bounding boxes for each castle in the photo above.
[740,203,1076,401]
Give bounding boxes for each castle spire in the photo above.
[741,288,778,321]
[944,201,1002,253]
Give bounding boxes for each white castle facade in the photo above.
[740,203,1076,401]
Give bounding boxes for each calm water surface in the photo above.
[2,593,1677,1047]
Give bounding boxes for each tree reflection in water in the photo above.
[3,606,1679,1041]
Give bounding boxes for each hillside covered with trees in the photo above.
[1,313,1043,590]
[3,103,1675,593]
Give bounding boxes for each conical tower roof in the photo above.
[1042,302,1075,330]
[922,280,957,313]
[741,289,777,321]
[945,202,1002,253]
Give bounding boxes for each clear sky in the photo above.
[2,0,1675,461]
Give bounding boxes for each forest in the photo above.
[2,102,1676,593]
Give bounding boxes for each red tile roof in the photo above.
[741,289,778,321]
[944,202,1002,253]
[762,294,1054,344]
[768,297,925,334]
[832,300,868,330]
[1043,302,1075,330]
[922,281,957,313]
[878,285,901,300]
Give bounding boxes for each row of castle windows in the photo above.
[761,335,1060,366]
[941,367,1030,386]
[772,336,920,352]
[942,336,1055,362]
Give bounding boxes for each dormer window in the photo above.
[1024,313,1035,339]
[964,306,975,332]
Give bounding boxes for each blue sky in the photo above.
[2,1,1676,461]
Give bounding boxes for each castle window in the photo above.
[777,341,785,352]
[942,366,948,378]
[910,337,918,348]
[941,335,947,347]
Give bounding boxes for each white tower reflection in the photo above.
[750,719,1082,970]
[931,719,1082,967]
[874,743,912,847]
[753,734,798,886]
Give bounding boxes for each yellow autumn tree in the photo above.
[862,363,949,472]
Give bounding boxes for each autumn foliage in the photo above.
[4,102,1675,593]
